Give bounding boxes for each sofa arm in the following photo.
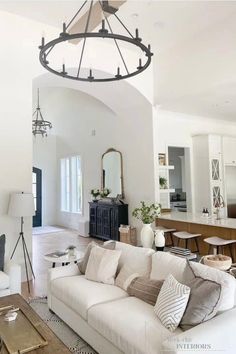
[162,307,236,354]
[48,263,81,283]
[4,261,21,294]
[47,263,81,308]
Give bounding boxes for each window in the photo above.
[61,156,82,213]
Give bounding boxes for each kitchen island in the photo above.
[156,212,236,259]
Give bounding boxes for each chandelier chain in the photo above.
[66,1,88,30]
[77,0,93,78]
[99,1,129,75]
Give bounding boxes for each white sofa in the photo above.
[47,242,236,354]
[0,261,21,297]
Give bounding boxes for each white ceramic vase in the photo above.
[141,224,154,248]
[154,230,165,251]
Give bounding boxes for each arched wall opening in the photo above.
[33,69,155,241]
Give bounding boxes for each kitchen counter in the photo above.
[156,212,236,259]
[159,212,236,229]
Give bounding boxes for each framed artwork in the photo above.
[158,153,166,166]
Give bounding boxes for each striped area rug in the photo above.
[29,297,97,354]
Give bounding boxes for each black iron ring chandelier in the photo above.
[32,89,52,137]
[39,0,153,82]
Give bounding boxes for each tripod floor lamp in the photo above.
[8,192,35,293]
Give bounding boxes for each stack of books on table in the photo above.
[169,247,197,260]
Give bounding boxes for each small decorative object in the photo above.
[154,229,165,251]
[203,254,232,271]
[159,177,168,189]
[132,201,161,248]
[158,153,166,166]
[91,189,100,201]
[100,188,111,198]
[202,208,209,217]
[214,194,225,220]
[66,245,76,257]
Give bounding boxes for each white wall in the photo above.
[0,10,65,274]
[32,86,155,240]
[154,109,236,211]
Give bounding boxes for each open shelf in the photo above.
[159,165,174,170]
[160,188,175,193]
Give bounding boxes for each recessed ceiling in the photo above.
[1,1,236,121]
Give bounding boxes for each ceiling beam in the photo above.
[68,1,126,44]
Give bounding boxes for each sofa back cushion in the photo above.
[115,242,155,277]
[150,252,186,282]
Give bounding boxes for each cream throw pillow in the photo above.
[154,274,190,332]
[115,265,139,291]
[85,246,121,285]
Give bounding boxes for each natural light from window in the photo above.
[61,156,82,213]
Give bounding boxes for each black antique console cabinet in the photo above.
[89,202,128,241]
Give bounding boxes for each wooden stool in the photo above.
[173,231,201,253]
[155,226,176,246]
[204,237,236,261]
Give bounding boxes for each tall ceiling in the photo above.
[1,0,236,120]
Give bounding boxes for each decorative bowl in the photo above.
[203,254,232,271]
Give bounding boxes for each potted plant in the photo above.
[159,176,167,189]
[132,201,161,248]
[66,245,76,257]
[91,188,100,201]
[100,188,111,198]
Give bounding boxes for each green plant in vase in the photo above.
[132,201,161,248]
[159,176,167,189]
[91,189,100,201]
[100,188,111,198]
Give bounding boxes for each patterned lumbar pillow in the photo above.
[127,276,164,306]
[78,241,116,274]
[154,274,190,332]
[85,245,121,285]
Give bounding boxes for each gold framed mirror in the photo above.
[101,148,124,198]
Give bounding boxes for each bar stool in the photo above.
[173,231,201,253]
[155,226,176,246]
[204,237,236,261]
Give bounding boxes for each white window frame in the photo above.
[60,155,83,214]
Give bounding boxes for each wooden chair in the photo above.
[173,231,201,253]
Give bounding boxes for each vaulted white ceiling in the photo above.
[1,0,236,120]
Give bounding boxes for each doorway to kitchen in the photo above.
[32,167,42,227]
[168,146,191,212]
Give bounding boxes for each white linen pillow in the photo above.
[115,265,140,291]
[85,245,121,285]
[154,274,190,332]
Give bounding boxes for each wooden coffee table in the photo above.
[0,294,71,354]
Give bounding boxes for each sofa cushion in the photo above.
[187,261,236,313]
[0,271,9,290]
[180,261,222,331]
[88,296,182,354]
[78,241,116,274]
[115,242,155,276]
[85,246,121,285]
[51,275,128,320]
[150,252,186,282]
[154,274,190,332]
[127,276,163,306]
[115,264,140,291]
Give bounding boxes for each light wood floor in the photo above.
[21,228,101,299]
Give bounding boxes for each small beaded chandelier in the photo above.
[38,0,153,82]
[32,89,52,137]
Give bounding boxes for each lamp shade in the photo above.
[8,192,35,217]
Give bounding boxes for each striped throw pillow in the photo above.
[154,274,190,332]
